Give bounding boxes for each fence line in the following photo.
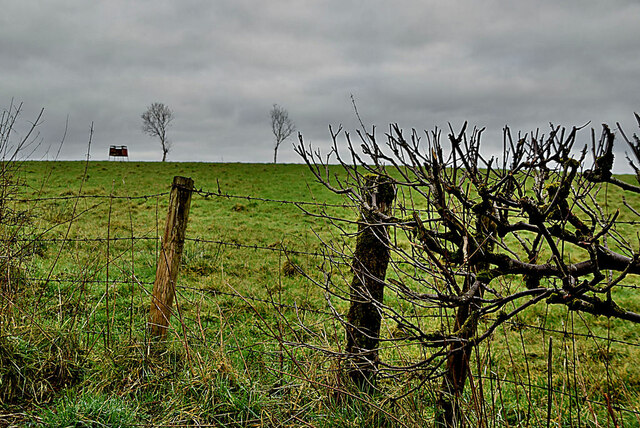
[4,192,171,202]
[4,173,640,425]
[7,182,640,347]
[193,187,352,209]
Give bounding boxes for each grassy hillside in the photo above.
[1,161,639,426]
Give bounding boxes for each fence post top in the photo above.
[172,176,194,188]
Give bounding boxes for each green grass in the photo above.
[1,161,640,426]
[38,389,139,427]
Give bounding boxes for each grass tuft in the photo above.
[38,389,140,427]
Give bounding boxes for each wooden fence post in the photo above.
[148,176,194,338]
[345,174,395,388]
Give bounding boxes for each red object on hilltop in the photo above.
[109,145,129,159]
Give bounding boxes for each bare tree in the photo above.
[270,104,295,164]
[142,102,174,162]
[295,116,640,426]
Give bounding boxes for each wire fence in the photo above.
[2,173,640,426]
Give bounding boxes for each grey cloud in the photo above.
[1,0,639,169]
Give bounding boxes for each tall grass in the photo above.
[0,161,639,426]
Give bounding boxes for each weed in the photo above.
[0,330,86,405]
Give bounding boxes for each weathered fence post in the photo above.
[345,174,395,388]
[148,176,194,338]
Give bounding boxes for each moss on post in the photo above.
[344,174,395,389]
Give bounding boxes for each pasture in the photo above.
[1,160,639,426]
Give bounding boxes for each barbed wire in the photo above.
[24,268,637,349]
[4,191,170,203]
[176,284,336,317]
[4,178,640,425]
[184,236,341,260]
[1,236,159,244]
[192,187,352,209]
[474,373,640,416]
[494,318,640,347]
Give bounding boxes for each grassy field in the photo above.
[1,160,640,426]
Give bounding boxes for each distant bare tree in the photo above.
[270,104,295,164]
[142,102,174,162]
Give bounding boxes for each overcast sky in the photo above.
[2,0,640,169]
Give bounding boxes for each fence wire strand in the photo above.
[4,178,640,426]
